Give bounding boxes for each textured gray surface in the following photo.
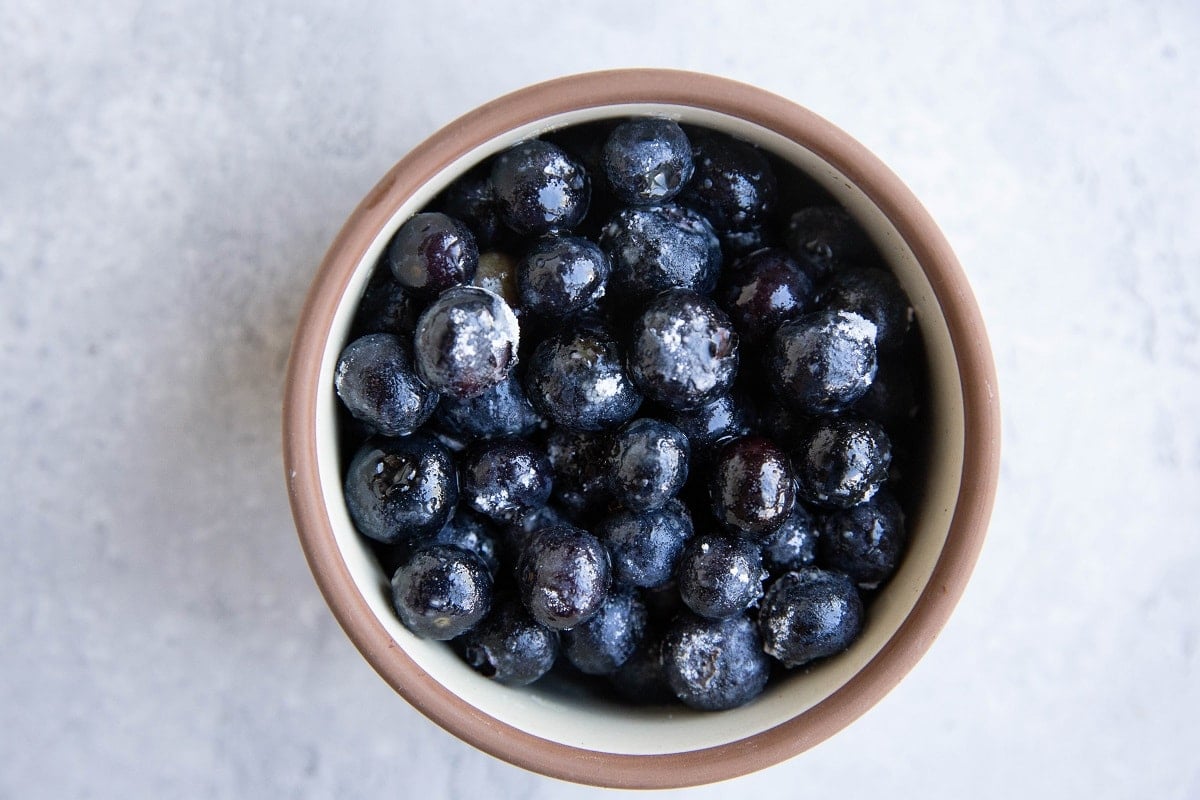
[2,1,1198,797]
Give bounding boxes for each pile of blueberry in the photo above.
[335,117,922,712]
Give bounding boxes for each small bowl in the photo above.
[282,69,1000,789]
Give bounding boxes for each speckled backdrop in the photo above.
[2,1,1198,797]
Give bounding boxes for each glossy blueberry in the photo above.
[517,524,612,630]
[628,289,739,411]
[784,205,873,282]
[793,416,892,508]
[818,489,907,588]
[434,372,541,441]
[343,435,458,544]
[602,118,694,206]
[758,567,863,668]
[385,212,478,297]
[524,322,642,432]
[391,544,492,640]
[819,266,913,352]
[461,438,552,523]
[760,504,819,575]
[595,503,693,590]
[349,273,421,338]
[456,598,559,686]
[471,251,521,311]
[542,427,612,519]
[680,130,776,233]
[664,390,753,452]
[504,503,571,559]
[608,418,690,512]
[335,333,438,437]
[768,308,878,414]
[662,613,770,710]
[490,140,590,235]
[677,533,766,620]
[719,225,776,260]
[716,248,815,342]
[429,510,502,576]
[598,204,722,299]
[709,436,797,538]
[562,588,648,675]
[414,286,520,399]
[517,234,610,318]
[609,634,673,704]
[437,167,510,250]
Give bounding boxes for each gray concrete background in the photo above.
[2,1,1198,797]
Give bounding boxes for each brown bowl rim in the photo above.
[281,68,1001,789]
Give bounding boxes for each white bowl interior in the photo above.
[314,105,965,756]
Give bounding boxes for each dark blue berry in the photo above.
[504,503,571,560]
[517,234,610,318]
[768,307,877,414]
[434,372,541,441]
[456,598,559,685]
[385,212,478,297]
[760,504,819,575]
[719,225,775,259]
[429,510,502,576]
[818,489,906,587]
[525,322,642,432]
[608,418,690,512]
[350,273,421,338]
[562,588,648,675]
[662,613,770,710]
[414,286,520,399]
[542,427,612,519]
[391,544,493,640]
[664,390,753,452]
[785,206,872,283]
[517,524,612,630]
[609,634,673,704]
[599,205,722,299]
[819,266,913,352]
[793,416,892,508]
[709,436,797,538]
[717,248,814,342]
[602,118,694,206]
[343,435,458,544]
[628,289,739,411]
[437,167,511,250]
[490,140,590,235]
[677,533,766,620]
[758,567,863,668]
[680,130,776,233]
[595,503,693,590]
[335,333,438,437]
[461,438,552,523]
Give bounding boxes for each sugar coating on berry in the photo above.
[414,285,520,399]
[662,613,770,711]
[768,308,878,415]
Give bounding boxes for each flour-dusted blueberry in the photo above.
[335,333,438,438]
[709,436,797,538]
[542,427,612,519]
[471,251,521,312]
[343,435,458,544]
[434,372,541,441]
[820,266,913,352]
[784,205,873,282]
[349,273,421,338]
[456,598,559,685]
[491,140,590,235]
[436,166,511,250]
[595,503,693,590]
[678,533,766,620]
[716,248,815,342]
[664,390,753,452]
[517,524,612,630]
[818,489,907,588]
[385,212,478,297]
[599,205,722,299]
[525,322,642,432]
[608,418,690,512]
[793,416,892,508]
[461,438,552,523]
[414,285,520,399]
[758,567,863,668]
[602,118,694,206]
[562,588,648,675]
[517,234,610,319]
[609,633,673,704]
[760,503,819,575]
[390,544,493,640]
[629,289,739,411]
[680,130,777,233]
[662,612,770,711]
[768,308,878,415]
[429,509,502,576]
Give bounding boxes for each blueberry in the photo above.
[461,438,552,523]
[490,140,590,235]
[517,234,610,318]
[434,372,541,441]
[760,504,819,575]
[517,524,612,630]
[680,130,776,233]
[716,248,814,342]
[784,206,873,283]
[524,322,642,432]
[456,598,559,686]
[758,567,863,668]
[768,308,878,415]
[335,333,439,437]
[390,544,493,640]
[599,205,722,299]
[719,225,776,260]
[608,418,690,512]
[819,266,913,352]
[413,286,520,399]
[793,416,892,508]
[350,273,421,338]
[504,503,571,559]
[343,435,458,544]
[471,251,521,311]
[662,613,770,710]
[602,118,694,205]
[542,427,613,519]
[385,212,479,297]
[664,390,753,452]
[429,510,502,576]
[436,166,511,250]
[595,503,693,590]
[818,489,906,587]
[709,436,797,538]
[609,634,673,704]
[628,289,739,411]
[677,533,766,620]
[562,588,648,675]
